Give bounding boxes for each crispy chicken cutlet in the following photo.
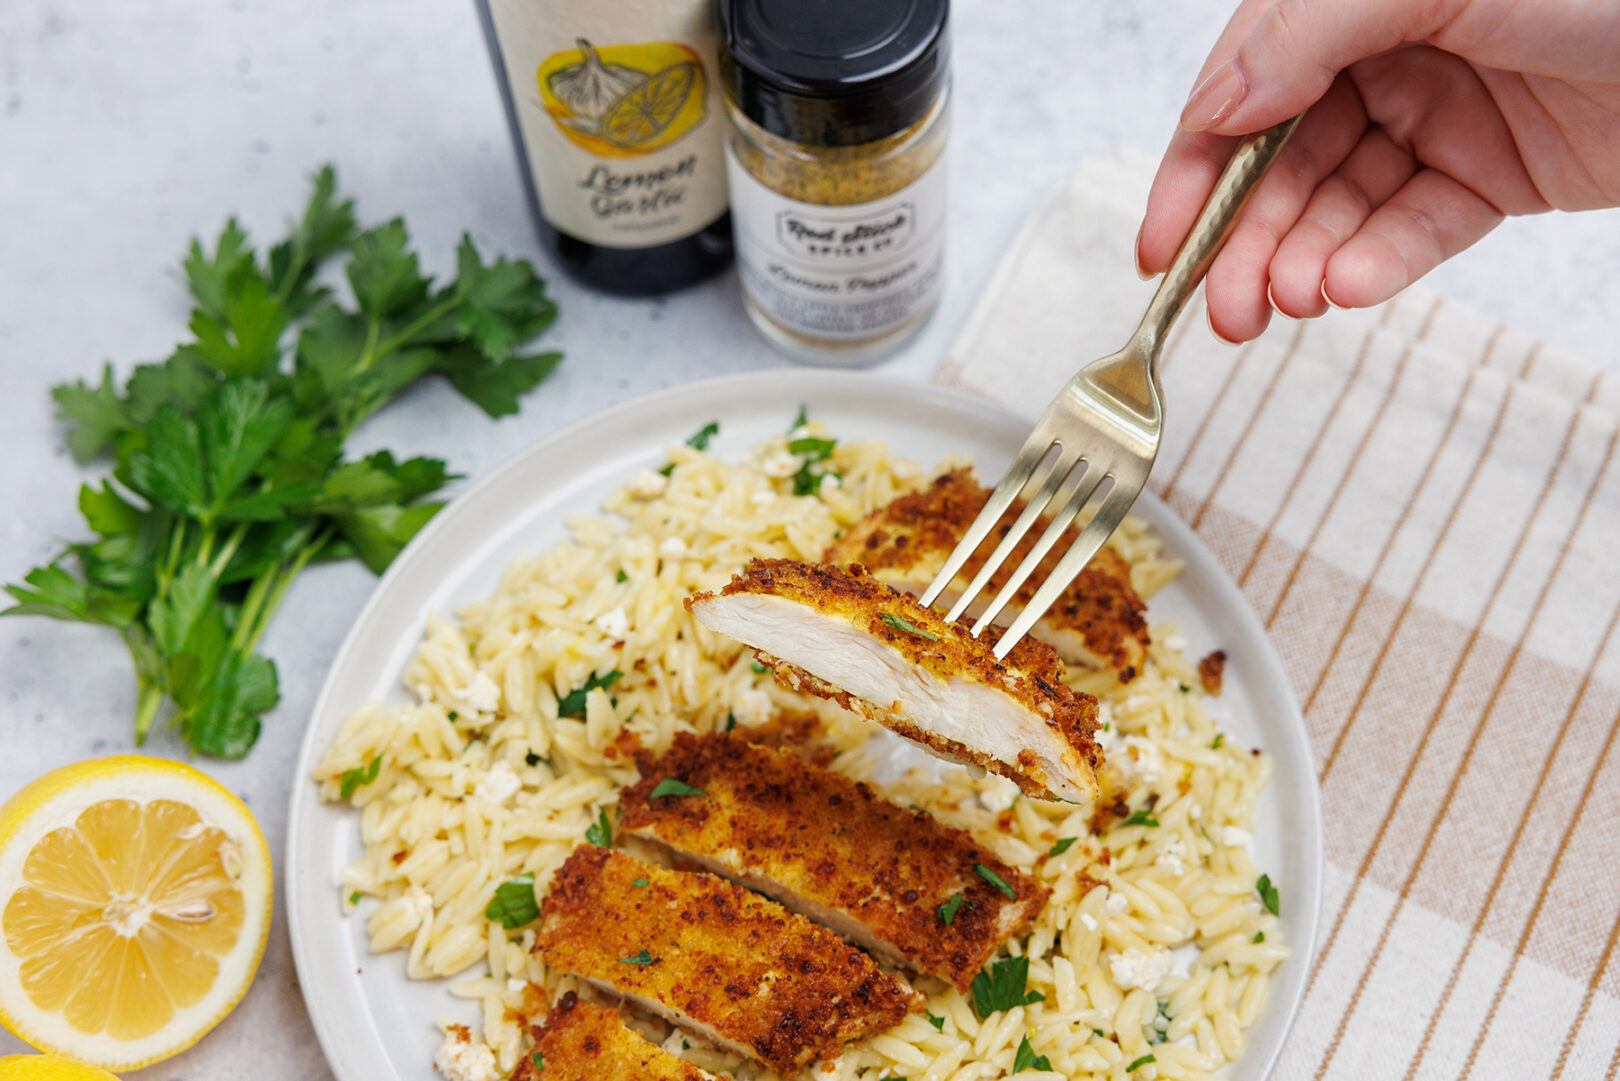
[618,732,1049,993]
[687,560,1102,802]
[824,470,1150,681]
[535,846,919,1073]
[508,992,711,1081]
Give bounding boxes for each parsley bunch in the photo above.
[4,166,561,757]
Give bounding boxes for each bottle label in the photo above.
[724,151,947,342]
[483,0,728,248]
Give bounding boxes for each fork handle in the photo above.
[1131,114,1305,361]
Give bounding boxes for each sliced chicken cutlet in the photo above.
[535,846,919,1074]
[687,559,1102,802]
[825,469,1150,681]
[618,732,1048,993]
[510,992,711,1081]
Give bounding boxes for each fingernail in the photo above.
[1134,231,1153,280]
[1266,282,1290,318]
[1321,280,1349,311]
[1206,306,1241,347]
[1181,58,1247,132]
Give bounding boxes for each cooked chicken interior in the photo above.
[618,732,1049,992]
[687,560,1101,802]
[825,469,1150,680]
[509,992,711,1081]
[535,846,919,1074]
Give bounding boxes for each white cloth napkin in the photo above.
[938,150,1620,1081]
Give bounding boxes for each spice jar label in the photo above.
[723,151,947,342]
[484,0,729,248]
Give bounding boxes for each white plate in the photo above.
[286,370,1322,1081]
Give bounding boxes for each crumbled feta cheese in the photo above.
[762,451,800,478]
[507,978,526,994]
[732,687,774,727]
[788,424,812,441]
[658,536,688,559]
[1105,890,1129,917]
[750,487,776,505]
[628,469,668,499]
[1162,633,1188,652]
[1189,803,1203,820]
[1094,701,1120,753]
[454,671,501,714]
[979,775,1022,813]
[819,473,841,490]
[594,606,630,640]
[1156,834,1189,876]
[1116,736,1164,785]
[1221,826,1254,848]
[473,761,521,805]
[1080,913,1099,932]
[400,886,433,926]
[1108,946,1174,992]
[434,1026,500,1081]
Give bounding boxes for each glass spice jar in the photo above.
[718,0,950,366]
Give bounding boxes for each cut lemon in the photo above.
[0,757,272,1071]
[0,1052,120,1080]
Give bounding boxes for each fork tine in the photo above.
[919,434,1053,608]
[992,482,1138,660]
[972,458,1108,633]
[942,446,1081,623]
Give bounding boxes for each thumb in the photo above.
[1180,0,1449,132]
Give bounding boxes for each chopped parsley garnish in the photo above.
[1253,931,1265,943]
[787,436,836,459]
[788,405,808,433]
[1121,808,1160,828]
[631,877,649,888]
[1126,1053,1156,1072]
[725,711,737,733]
[1147,1000,1171,1045]
[447,710,459,721]
[1048,837,1077,857]
[617,949,654,965]
[649,777,707,799]
[531,1051,543,1069]
[1211,733,1224,750]
[926,1012,945,1031]
[1013,1035,1052,1073]
[485,873,538,929]
[525,751,546,767]
[339,756,382,800]
[1178,682,1191,693]
[938,892,967,925]
[1257,873,1280,916]
[685,421,719,450]
[970,955,1044,1018]
[879,612,939,641]
[975,863,1016,899]
[557,669,621,718]
[616,568,628,583]
[1092,1028,1106,1038]
[585,808,612,848]
[750,661,770,674]
[787,431,838,495]
[349,890,361,905]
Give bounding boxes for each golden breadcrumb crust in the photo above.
[535,846,919,1073]
[509,992,708,1081]
[618,732,1049,992]
[825,469,1149,680]
[688,559,1101,801]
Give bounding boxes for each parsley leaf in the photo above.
[340,756,382,800]
[750,661,770,674]
[939,892,967,925]
[1211,733,1225,750]
[878,612,939,641]
[975,863,1016,899]
[685,421,719,450]
[926,1012,945,1031]
[1253,931,1265,943]
[631,877,650,888]
[617,950,655,965]
[788,405,807,433]
[616,569,628,583]
[970,955,1044,1018]
[349,890,362,905]
[649,778,707,799]
[1121,808,1160,828]
[787,436,836,459]
[6,166,560,758]
[485,873,538,929]
[530,1051,543,1069]
[585,808,613,848]
[1013,1035,1051,1073]
[1257,873,1280,916]
[557,669,622,719]
[525,751,545,767]
[1126,1054,1156,1073]
[1048,837,1077,857]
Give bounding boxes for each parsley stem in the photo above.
[209,521,251,579]
[236,527,331,652]
[372,295,459,362]
[132,674,165,745]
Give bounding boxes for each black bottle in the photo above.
[473,0,734,296]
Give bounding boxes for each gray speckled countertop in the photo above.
[2,1,1616,1077]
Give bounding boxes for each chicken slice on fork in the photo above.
[687,559,1102,802]
[825,470,1150,680]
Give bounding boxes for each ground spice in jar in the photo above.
[718,0,950,365]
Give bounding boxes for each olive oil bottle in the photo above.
[474,0,733,295]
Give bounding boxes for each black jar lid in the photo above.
[719,0,949,149]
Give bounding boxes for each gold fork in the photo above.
[921,116,1304,659]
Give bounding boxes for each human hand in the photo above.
[1137,0,1620,343]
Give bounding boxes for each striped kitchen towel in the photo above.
[938,150,1620,1081]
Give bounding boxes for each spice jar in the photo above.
[718,0,950,366]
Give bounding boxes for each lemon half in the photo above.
[0,1052,120,1080]
[0,758,272,1070]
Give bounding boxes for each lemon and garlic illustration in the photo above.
[538,39,706,156]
